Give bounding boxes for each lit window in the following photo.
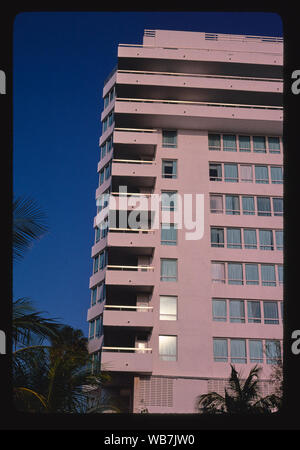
[159,335,177,361]
[160,296,177,320]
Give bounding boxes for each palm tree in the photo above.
[195,365,281,414]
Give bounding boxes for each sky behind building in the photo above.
[13,11,283,336]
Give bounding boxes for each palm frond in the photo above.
[13,196,48,261]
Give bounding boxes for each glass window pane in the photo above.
[253,136,266,153]
[261,264,276,286]
[212,299,227,322]
[266,340,281,364]
[211,228,224,247]
[162,160,177,179]
[159,335,177,360]
[244,229,257,249]
[273,198,283,216]
[208,133,221,150]
[257,197,271,216]
[271,166,283,184]
[227,228,242,249]
[245,264,259,285]
[228,263,243,285]
[226,195,240,215]
[213,338,228,362]
[255,165,269,183]
[259,230,274,250]
[240,165,253,182]
[247,301,261,323]
[161,223,177,245]
[230,339,246,364]
[242,196,255,215]
[277,265,283,285]
[223,134,237,151]
[161,259,177,282]
[91,287,97,306]
[211,263,225,283]
[268,137,280,153]
[229,300,245,323]
[210,195,223,213]
[263,302,279,324]
[275,230,283,250]
[224,164,238,182]
[209,163,222,181]
[162,130,177,147]
[249,340,263,363]
[239,135,251,152]
[160,296,177,320]
[161,191,177,211]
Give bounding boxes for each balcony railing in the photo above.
[116,97,282,111]
[106,265,154,271]
[114,127,157,133]
[112,158,154,164]
[104,305,153,312]
[102,346,152,353]
[118,69,282,83]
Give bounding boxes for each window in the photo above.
[255,165,269,184]
[209,163,222,181]
[208,133,221,151]
[261,264,276,286]
[257,197,271,216]
[210,194,223,213]
[229,300,245,323]
[223,134,237,151]
[159,335,177,361]
[275,230,283,250]
[89,316,103,340]
[268,136,280,153]
[273,198,283,216]
[239,135,251,152]
[245,264,259,285]
[226,195,240,215]
[211,228,224,247]
[242,196,255,215]
[161,191,177,211]
[240,165,253,182]
[244,229,257,249]
[253,136,266,153]
[249,340,263,363]
[95,226,101,243]
[277,265,283,285]
[211,262,225,283]
[161,259,177,282]
[162,160,177,179]
[266,340,281,364]
[105,162,111,180]
[161,223,177,245]
[228,263,243,285]
[160,296,177,320]
[213,338,228,362]
[271,166,283,184]
[91,287,97,306]
[227,228,242,249]
[99,168,105,185]
[259,230,274,250]
[212,299,227,322]
[224,163,238,182]
[247,301,261,323]
[230,339,246,364]
[93,255,99,274]
[162,130,177,148]
[263,302,279,324]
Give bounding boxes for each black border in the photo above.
[2,6,300,433]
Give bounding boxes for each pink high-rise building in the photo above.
[87,29,283,413]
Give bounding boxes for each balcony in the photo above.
[103,305,153,328]
[114,97,283,135]
[101,347,153,374]
[107,228,156,249]
[111,158,157,187]
[105,264,155,289]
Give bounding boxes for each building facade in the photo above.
[87,29,283,413]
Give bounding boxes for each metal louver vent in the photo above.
[139,376,173,407]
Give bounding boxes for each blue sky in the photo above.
[13,12,283,336]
